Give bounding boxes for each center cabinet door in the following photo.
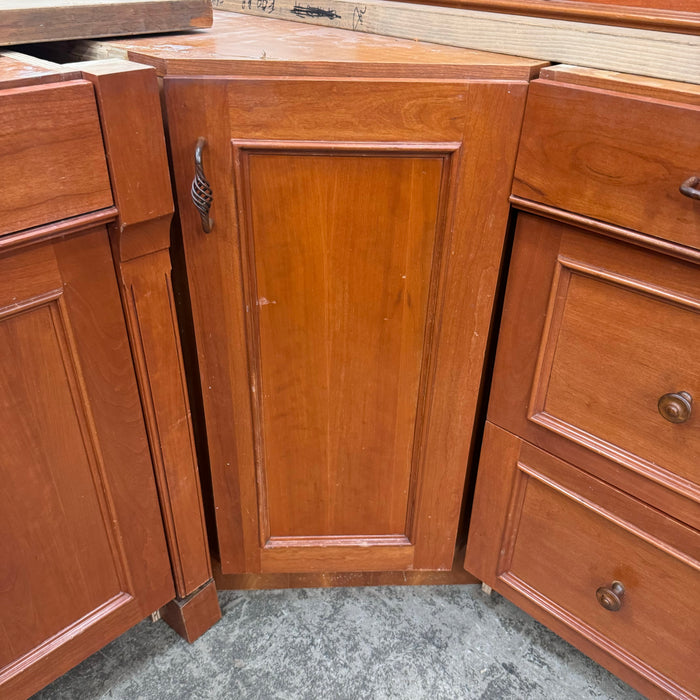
[166,77,525,574]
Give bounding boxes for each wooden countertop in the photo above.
[0,51,79,89]
[78,11,547,79]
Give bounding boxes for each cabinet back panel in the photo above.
[243,152,443,538]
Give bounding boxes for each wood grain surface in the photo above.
[538,64,700,105]
[0,230,174,700]
[165,72,531,575]
[0,0,212,46]
[217,3,700,83]
[0,51,78,89]
[465,424,700,700]
[81,11,545,79]
[513,80,700,251]
[0,80,113,236]
[487,214,700,528]
[399,0,699,33]
[244,150,444,541]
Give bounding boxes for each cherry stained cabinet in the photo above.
[465,66,699,699]
[160,23,540,574]
[0,56,217,699]
[0,230,175,700]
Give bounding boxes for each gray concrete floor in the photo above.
[34,586,643,699]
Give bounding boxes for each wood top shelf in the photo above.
[71,12,547,79]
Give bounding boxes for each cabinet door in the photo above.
[0,230,174,700]
[166,77,527,573]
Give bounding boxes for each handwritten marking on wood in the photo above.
[216,0,700,83]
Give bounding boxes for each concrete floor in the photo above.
[34,586,642,699]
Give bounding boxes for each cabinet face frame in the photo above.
[165,75,530,574]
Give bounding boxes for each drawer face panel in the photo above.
[488,213,699,506]
[0,80,113,236]
[499,438,700,697]
[513,80,699,250]
[531,253,699,488]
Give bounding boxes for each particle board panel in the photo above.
[0,0,213,46]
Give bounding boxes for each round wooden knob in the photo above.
[658,391,693,423]
[596,581,625,612]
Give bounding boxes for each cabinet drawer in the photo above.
[0,80,113,236]
[513,80,699,250]
[488,214,699,517]
[466,424,700,699]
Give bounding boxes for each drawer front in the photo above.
[513,80,700,250]
[0,80,113,236]
[466,424,700,699]
[488,213,699,514]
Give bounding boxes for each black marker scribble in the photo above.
[291,3,341,19]
[352,5,366,30]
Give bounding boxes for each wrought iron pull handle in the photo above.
[596,581,625,612]
[679,175,700,201]
[191,137,213,233]
[658,391,693,424]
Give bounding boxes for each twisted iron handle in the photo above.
[191,137,213,233]
[679,175,700,201]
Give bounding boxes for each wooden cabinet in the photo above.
[466,66,700,699]
[0,54,218,699]
[93,13,544,575]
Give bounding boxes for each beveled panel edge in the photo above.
[265,535,412,548]
[0,592,133,685]
[50,296,137,593]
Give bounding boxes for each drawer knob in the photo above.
[658,391,693,424]
[596,581,625,612]
[680,175,700,201]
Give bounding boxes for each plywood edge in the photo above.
[216,3,700,83]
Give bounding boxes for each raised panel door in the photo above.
[166,76,529,573]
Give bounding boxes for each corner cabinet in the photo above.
[465,66,700,700]
[96,12,544,574]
